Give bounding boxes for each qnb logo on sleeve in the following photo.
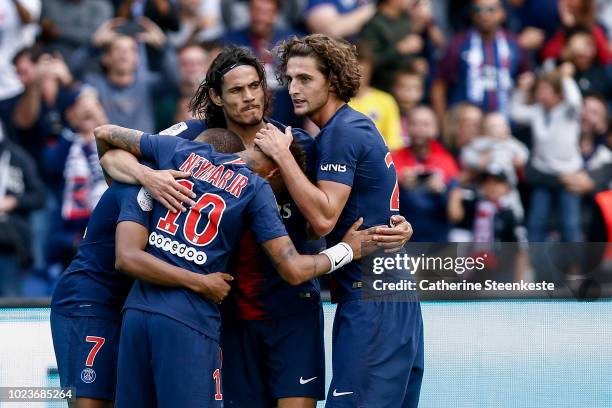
[320,163,347,173]
[149,231,207,265]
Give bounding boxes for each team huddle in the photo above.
[50,35,424,408]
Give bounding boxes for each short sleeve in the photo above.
[247,180,288,244]
[158,120,207,141]
[316,125,360,187]
[116,184,152,228]
[139,134,182,166]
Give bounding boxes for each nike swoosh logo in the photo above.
[334,253,348,268]
[332,390,354,397]
[299,376,317,384]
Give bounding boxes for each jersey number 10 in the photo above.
[156,180,227,247]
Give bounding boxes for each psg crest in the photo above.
[81,368,96,383]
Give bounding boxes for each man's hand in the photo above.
[0,196,18,214]
[138,17,166,49]
[189,272,233,304]
[341,218,382,259]
[141,167,196,213]
[92,18,125,48]
[559,61,576,78]
[518,27,545,50]
[254,123,293,161]
[426,172,446,194]
[559,171,595,195]
[372,215,413,253]
[517,72,535,93]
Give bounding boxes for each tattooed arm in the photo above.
[260,218,378,285]
[93,124,145,161]
[261,236,332,285]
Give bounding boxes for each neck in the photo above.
[310,97,346,129]
[226,120,266,149]
[357,85,371,98]
[479,28,498,41]
[107,70,134,87]
[412,141,431,159]
[379,3,402,19]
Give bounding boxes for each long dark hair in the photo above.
[189,46,269,128]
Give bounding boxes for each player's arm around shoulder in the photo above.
[95,124,196,214]
[261,218,379,286]
[94,124,144,158]
[114,221,233,303]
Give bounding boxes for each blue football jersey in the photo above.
[51,182,151,320]
[315,104,400,302]
[166,118,323,320]
[228,120,323,320]
[123,135,288,341]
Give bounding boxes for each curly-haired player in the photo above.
[255,34,424,408]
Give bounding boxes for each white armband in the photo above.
[320,242,353,274]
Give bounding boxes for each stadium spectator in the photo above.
[541,0,611,65]
[80,18,178,133]
[505,0,557,52]
[392,105,460,242]
[39,0,113,61]
[44,90,108,271]
[220,0,306,32]
[391,66,425,146]
[0,121,45,296]
[453,164,529,281]
[115,0,179,32]
[431,0,530,122]
[553,27,612,100]
[0,0,41,141]
[156,43,211,129]
[304,0,375,39]
[12,49,78,170]
[358,0,417,90]
[511,63,584,242]
[223,0,302,126]
[11,49,80,278]
[406,0,446,80]
[461,112,529,186]
[580,94,611,171]
[167,0,223,48]
[581,94,609,141]
[349,43,403,150]
[442,102,484,159]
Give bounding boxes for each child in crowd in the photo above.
[391,66,425,147]
[461,112,529,186]
[510,62,584,242]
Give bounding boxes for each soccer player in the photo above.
[94,124,378,408]
[98,46,414,408]
[50,131,239,408]
[255,34,424,407]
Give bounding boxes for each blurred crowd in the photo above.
[0,0,610,297]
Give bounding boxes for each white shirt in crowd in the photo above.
[0,0,41,100]
[510,77,584,176]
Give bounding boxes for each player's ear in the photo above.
[264,167,279,180]
[209,89,223,107]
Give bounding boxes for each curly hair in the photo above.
[274,34,361,102]
[189,46,269,128]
